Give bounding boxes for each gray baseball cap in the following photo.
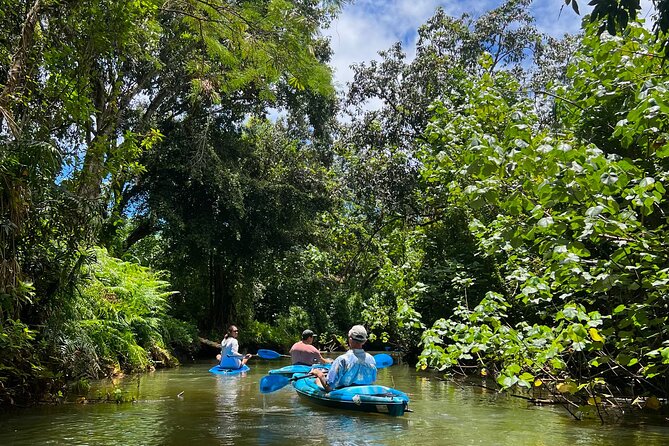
[348,325,367,342]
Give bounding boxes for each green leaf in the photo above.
[585,205,604,217]
[601,172,618,185]
[640,177,655,188]
[613,305,626,314]
[656,144,669,158]
[498,375,518,388]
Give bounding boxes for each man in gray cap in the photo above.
[311,325,377,391]
[290,329,332,365]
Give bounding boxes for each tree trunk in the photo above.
[211,256,237,330]
[0,0,42,138]
[121,218,156,252]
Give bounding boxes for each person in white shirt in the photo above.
[217,325,252,369]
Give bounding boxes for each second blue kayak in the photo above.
[268,364,330,377]
[209,364,250,375]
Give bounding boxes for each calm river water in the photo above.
[1,358,668,445]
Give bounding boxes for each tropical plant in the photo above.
[0,0,341,405]
[49,248,196,380]
[417,22,669,415]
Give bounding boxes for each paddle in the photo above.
[256,349,290,359]
[374,353,393,369]
[259,353,394,394]
[260,373,310,393]
[217,349,289,363]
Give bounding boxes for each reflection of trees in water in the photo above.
[9,364,668,445]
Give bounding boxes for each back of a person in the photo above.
[329,349,376,389]
[290,329,330,365]
[220,337,241,369]
[310,325,374,392]
[290,341,319,365]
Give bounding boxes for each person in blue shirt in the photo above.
[310,325,376,391]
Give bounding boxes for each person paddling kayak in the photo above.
[290,329,332,366]
[310,325,376,392]
[216,325,252,369]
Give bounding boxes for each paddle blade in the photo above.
[259,374,291,393]
[257,349,283,360]
[374,353,394,369]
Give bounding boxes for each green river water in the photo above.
[1,358,668,445]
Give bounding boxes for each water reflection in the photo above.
[212,372,246,443]
[255,392,410,446]
[0,361,667,446]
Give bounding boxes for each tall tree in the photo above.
[327,0,548,346]
[0,0,340,403]
[418,20,669,409]
[0,0,339,310]
[133,116,333,329]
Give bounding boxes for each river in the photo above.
[1,358,667,445]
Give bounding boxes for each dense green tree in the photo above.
[418,22,669,413]
[566,1,669,55]
[327,0,549,350]
[130,116,334,330]
[345,0,543,154]
[0,0,341,405]
[1,0,339,304]
[2,0,337,258]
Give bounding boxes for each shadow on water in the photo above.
[0,360,668,445]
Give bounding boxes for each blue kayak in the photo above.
[292,376,410,416]
[268,364,330,377]
[208,364,250,375]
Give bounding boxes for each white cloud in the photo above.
[322,0,656,93]
[323,0,456,89]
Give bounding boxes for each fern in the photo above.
[48,248,196,379]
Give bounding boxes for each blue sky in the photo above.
[322,0,655,91]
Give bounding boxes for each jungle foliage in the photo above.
[416,22,669,418]
[1,0,341,405]
[1,0,668,418]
